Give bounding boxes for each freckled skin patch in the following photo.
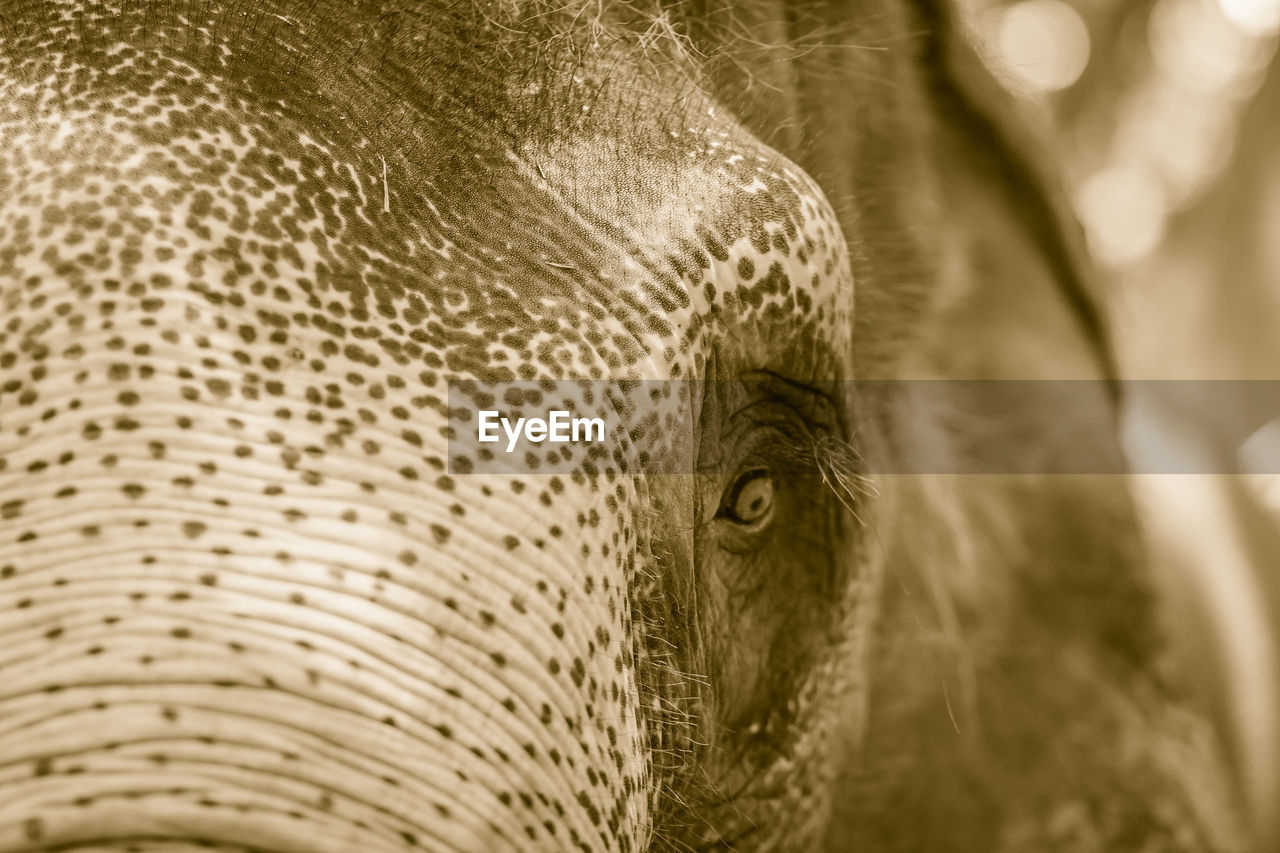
[0,2,866,853]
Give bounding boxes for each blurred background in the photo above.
[955,5,1280,844]
[958,0,1279,381]
[958,0,1280,523]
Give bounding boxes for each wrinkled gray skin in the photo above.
[0,0,1250,851]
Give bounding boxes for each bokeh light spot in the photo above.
[1077,163,1169,266]
[1219,0,1280,34]
[996,0,1091,93]
[1151,0,1274,95]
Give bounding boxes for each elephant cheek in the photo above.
[0,475,651,853]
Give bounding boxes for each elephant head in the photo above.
[0,0,1253,850]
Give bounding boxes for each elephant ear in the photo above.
[673,0,1252,849]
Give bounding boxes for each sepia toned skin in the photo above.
[0,0,1251,851]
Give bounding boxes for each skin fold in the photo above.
[0,0,1250,851]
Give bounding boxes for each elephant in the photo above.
[0,0,1259,850]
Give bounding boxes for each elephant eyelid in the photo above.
[736,370,841,433]
[729,375,868,510]
[725,401,841,478]
[729,410,868,522]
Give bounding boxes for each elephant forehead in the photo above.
[0,30,853,389]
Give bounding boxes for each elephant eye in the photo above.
[719,468,776,527]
